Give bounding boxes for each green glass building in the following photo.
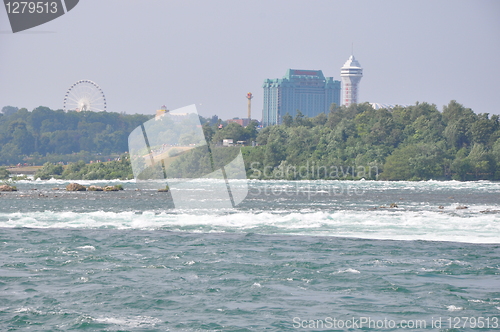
[262,69,341,127]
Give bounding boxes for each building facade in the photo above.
[226,118,251,127]
[262,69,341,127]
[340,55,363,107]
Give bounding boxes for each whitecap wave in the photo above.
[93,315,161,328]
[1,208,499,244]
[447,305,463,311]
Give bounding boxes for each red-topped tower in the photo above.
[246,92,253,120]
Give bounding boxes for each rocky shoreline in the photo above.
[65,183,124,192]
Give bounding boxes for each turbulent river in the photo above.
[1,179,499,331]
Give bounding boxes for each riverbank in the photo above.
[6,166,41,175]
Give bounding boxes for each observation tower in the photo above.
[246,92,253,120]
[340,55,363,107]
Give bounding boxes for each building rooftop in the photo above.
[341,55,362,69]
[370,103,409,110]
[285,69,325,80]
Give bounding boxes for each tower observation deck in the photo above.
[340,55,363,107]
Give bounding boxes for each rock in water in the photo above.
[0,184,17,191]
[103,186,119,191]
[66,183,87,191]
[88,185,103,191]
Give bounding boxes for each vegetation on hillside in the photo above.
[34,154,133,180]
[2,101,500,181]
[240,101,500,180]
[0,106,152,165]
[0,167,11,179]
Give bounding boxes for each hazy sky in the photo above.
[1,0,499,119]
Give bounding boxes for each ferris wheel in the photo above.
[63,80,107,112]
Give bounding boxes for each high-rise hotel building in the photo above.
[262,69,341,127]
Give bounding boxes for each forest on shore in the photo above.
[0,106,151,165]
[241,100,500,180]
[1,100,500,181]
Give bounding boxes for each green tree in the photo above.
[326,103,343,128]
[332,118,357,142]
[442,100,476,148]
[212,122,247,144]
[0,167,10,179]
[256,126,271,146]
[282,113,293,127]
[311,112,327,127]
[263,127,288,168]
[467,144,494,179]
[1,106,18,116]
[29,106,54,151]
[444,119,470,149]
[451,148,472,180]
[202,123,215,142]
[0,143,22,165]
[470,113,498,145]
[294,110,306,127]
[34,162,64,180]
[380,144,445,180]
[243,120,258,142]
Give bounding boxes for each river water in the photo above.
[1,179,499,331]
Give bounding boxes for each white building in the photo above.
[340,55,363,107]
[370,103,410,110]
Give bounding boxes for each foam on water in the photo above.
[26,178,137,185]
[1,208,498,243]
[93,315,162,328]
[335,268,361,274]
[14,177,500,188]
[1,179,499,245]
[447,305,464,311]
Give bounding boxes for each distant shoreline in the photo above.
[6,166,41,175]
[8,177,500,183]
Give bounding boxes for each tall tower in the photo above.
[340,55,363,107]
[246,92,253,120]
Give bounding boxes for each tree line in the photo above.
[239,101,500,180]
[0,106,152,165]
[2,101,500,181]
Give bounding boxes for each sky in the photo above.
[1,0,499,120]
